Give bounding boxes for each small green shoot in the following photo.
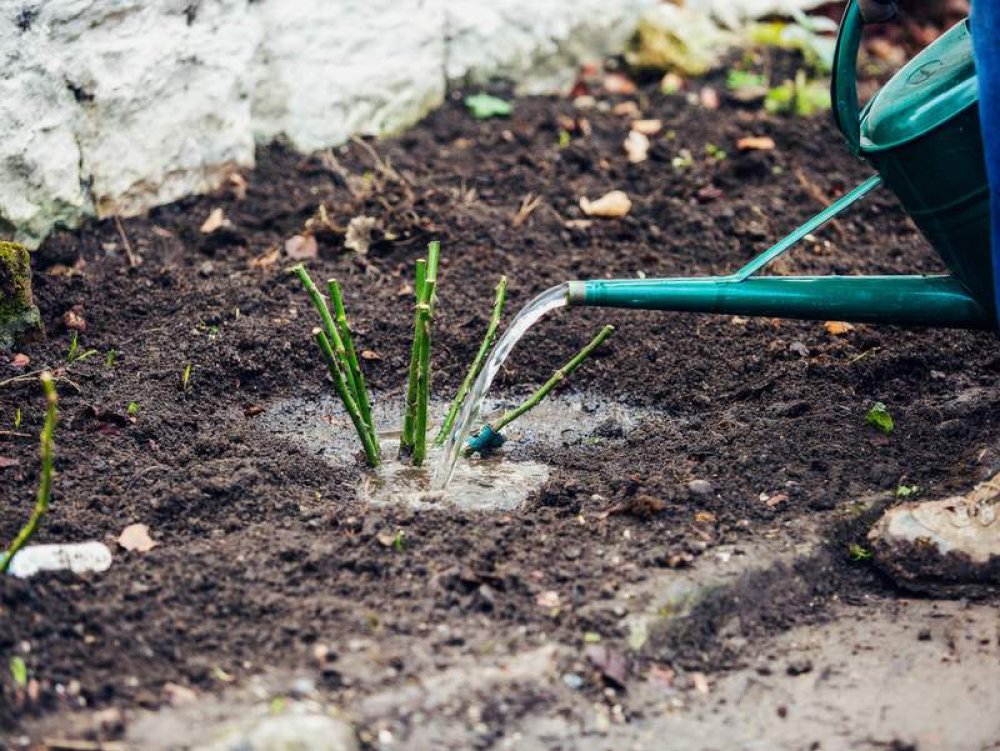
[66,332,97,364]
[704,143,727,161]
[671,149,694,170]
[465,93,513,119]
[0,372,58,574]
[14,407,21,430]
[865,401,894,435]
[10,656,27,688]
[558,130,572,149]
[765,70,831,117]
[127,401,139,417]
[726,70,767,91]
[848,543,873,562]
[105,348,118,366]
[181,362,193,391]
[896,484,920,498]
[392,530,406,552]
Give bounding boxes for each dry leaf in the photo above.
[694,511,716,524]
[765,493,789,508]
[623,130,650,164]
[360,350,382,361]
[284,234,318,261]
[250,244,281,270]
[699,87,720,109]
[118,523,157,553]
[0,457,20,469]
[64,310,86,332]
[585,644,629,688]
[199,207,229,234]
[536,590,560,608]
[737,136,776,151]
[580,190,632,218]
[344,215,378,255]
[603,73,637,95]
[229,173,248,201]
[631,118,662,136]
[163,682,197,707]
[564,219,593,230]
[11,353,30,369]
[691,672,710,694]
[612,101,640,117]
[824,321,855,336]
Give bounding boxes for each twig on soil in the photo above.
[114,215,141,268]
[435,276,507,446]
[513,194,544,229]
[0,372,57,574]
[794,168,846,238]
[466,326,615,456]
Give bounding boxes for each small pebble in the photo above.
[688,479,714,497]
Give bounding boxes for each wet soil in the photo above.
[2,62,999,746]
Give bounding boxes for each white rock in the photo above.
[8,542,113,578]
[198,713,358,751]
[0,0,824,247]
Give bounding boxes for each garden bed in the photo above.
[3,67,1000,745]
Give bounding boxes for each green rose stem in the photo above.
[466,325,615,456]
[328,279,375,441]
[313,329,381,467]
[400,258,427,456]
[411,241,440,465]
[1,372,57,574]
[435,275,507,446]
[291,264,360,400]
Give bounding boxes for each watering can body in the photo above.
[569,0,996,331]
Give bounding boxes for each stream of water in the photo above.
[432,283,569,489]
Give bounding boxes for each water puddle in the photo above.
[261,393,648,512]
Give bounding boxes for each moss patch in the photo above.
[0,240,41,350]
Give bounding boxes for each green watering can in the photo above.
[567,0,995,330]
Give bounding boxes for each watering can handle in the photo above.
[832,0,897,156]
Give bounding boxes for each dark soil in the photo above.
[2,66,999,738]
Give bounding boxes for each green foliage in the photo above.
[865,401,894,435]
[558,130,572,149]
[181,362,193,391]
[765,70,831,117]
[848,543,873,562]
[704,143,727,161]
[13,407,21,430]
[464,93,513,119]
[896,484,920,498]
[0,373,58,574]
[392,530,406,552]
[726,70,766,91]
[66,332,97,364]
[671,149,694,170]
[9,656,27,687]
[127,401,139,416]
[105,348,118,366]
[748,16,836,74]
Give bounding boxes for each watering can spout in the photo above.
[566,275,992,330]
